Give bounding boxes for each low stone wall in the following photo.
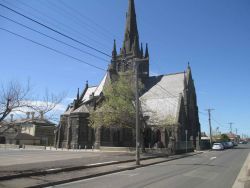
[22,145,46,150]
[100,146,135,152]
[233,153,250,188]
[0,144,19,149]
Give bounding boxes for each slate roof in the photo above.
[73,105,90,113]
[140,72,185,125]
[81,73,108,103]
[14,118,55,126]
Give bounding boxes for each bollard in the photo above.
[85,145,87,150]
[92,146,94,151]
[79,145,81,150]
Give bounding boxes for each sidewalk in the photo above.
[233,152,250,188]
[0,149,202,181]
[0,151,202,188]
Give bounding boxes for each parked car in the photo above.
[232,142,238,146]
[221,142,233,149]
[212,143,224,150]
[227,141,234,148]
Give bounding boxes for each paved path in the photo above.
[57,144,250,188]
[0,149,164,177]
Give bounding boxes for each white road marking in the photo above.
[210,157,217,160]
[86,161,118,166]
[120,173,139,177]
[46,168,62,172]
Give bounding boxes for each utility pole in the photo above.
[135,59,140,165]
[228,122,234,133]
[205,109,214,148]
[185,130,188,153]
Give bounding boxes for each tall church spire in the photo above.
[123,0,139,54]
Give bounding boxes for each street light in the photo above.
[185,130,188,153]
[135,59,140,165]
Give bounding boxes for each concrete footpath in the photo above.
[0,151,202,188]
[233,152,250,188]
[0,150,169,179]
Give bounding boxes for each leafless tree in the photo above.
[0,80,65,123]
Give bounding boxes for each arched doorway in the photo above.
[0,136,6,144]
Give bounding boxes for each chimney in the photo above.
[39,111,44,120]
[31,112,35,120]
[10,114,14,122]
[26,112,30,119]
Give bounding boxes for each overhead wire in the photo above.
[11,0,111,50]
[0,2,111,58]
[59,0,122,44]
[0,27,106,71]
[0,14,109,63]
[46,0,115,46]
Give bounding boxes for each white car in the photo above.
[212,143,224,150]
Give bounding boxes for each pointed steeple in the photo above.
[132,34,139,56]
[140,43,143,58]
[123,0,139,53]
[186,62,192,83]
[112,40,117,59]
[77,88,80,101]
[145,43,149,58]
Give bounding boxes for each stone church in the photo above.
[55,0,200,152]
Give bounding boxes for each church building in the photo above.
[55,0,200,153]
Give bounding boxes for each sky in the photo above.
[0,0,249,137]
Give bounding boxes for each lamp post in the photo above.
[185,130,188,153]
[135,59,140,165]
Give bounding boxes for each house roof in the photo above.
[14,118,55,127]
[140,72,185,125]
[15,133,40,140]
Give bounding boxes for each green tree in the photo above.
[89,72,142,129]
[220,134,230,142]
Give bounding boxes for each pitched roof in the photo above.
[73,105,89,113]
[82,73,108,103]
[15,133,40,140]
[140,72,185,125]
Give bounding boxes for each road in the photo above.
[57,144,250,188]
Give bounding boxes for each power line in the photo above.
[11,0,110,50]
[48,0,116,44]
[0,27,106,71]
[59,0,122,43]
[0,14,109,63]
[0,3,111,58]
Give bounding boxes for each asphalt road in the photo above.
[57,144,250,188]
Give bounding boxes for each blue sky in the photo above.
[0,0,249,137]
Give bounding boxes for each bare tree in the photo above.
[0,80,65,123]
[0,80,31,122]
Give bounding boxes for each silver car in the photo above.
[212,143,224,150]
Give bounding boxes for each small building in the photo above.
[0,112,56,146]
[14,112,56,146]
[15,133,40,145]
[0,121,19,144]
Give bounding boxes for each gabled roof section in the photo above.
[94,73,107,96]
[140,72,185,125]
[73,105,89,114]
[82,86,97,102]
